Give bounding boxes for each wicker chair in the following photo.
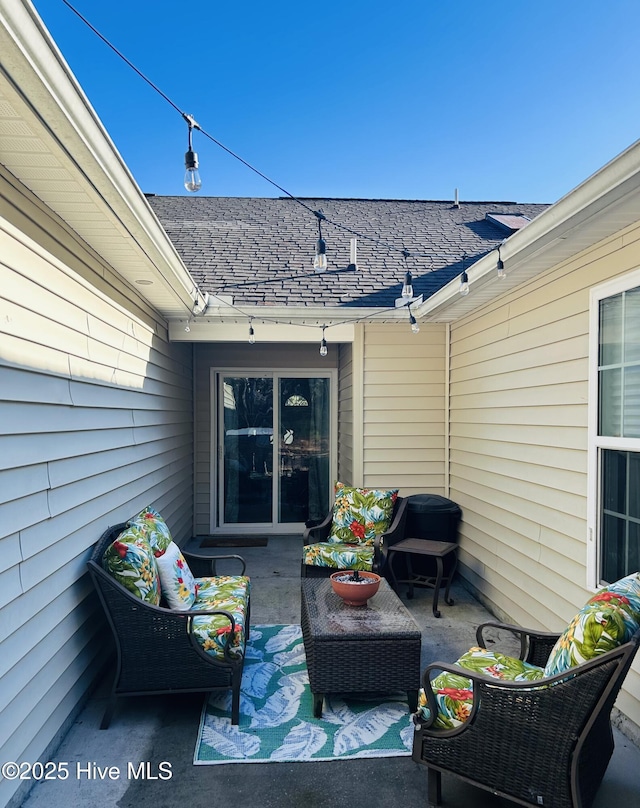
[412,620,640,808]
[87,523,250,728]
[301,495,408,578]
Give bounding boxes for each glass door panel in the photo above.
[278,377,330,524]
[222,376,273,524]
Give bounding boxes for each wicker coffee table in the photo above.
[300,577,422,718]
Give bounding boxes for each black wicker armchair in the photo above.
[412,620,640,808]
[87,523,250,728]
[301,495,408,578]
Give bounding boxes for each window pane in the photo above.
[629,522,640,575]
[630,453,640,520]
[599,368,622,436]
[623,287,640,363]
[599,294,622,366]
[601,513,625,583]
[623,364,640,438]
[602,449,626,513]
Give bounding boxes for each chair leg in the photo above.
[231,681,241,725]
[100,693,117,729]
[427,767,442,807]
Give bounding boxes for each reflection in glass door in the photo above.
[219,374,331,528]
[222,377,273,524]
[278,378,330,524]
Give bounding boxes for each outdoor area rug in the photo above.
[194,624,414,764]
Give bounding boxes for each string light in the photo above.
[401,251,414,299]
[319,326,328,357]
[408,304,420,334]
[248,319,255,344]
[497,244,506,279]
[313,211,327,273]
[459,255,470,296]
[183,114,201,192]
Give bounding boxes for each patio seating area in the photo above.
[20,536,640,808]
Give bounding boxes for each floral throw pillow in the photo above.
[328,482,398,545]
[102,526,161,605]
[543,572,640,678]
[128,506,172,555]
[155,541,197,611]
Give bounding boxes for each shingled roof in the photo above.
[146,196,549,309]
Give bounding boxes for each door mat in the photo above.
[194,624,413,764]
[198,536,268,548]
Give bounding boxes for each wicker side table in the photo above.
[388,538,458,618]
[300,578,421,718]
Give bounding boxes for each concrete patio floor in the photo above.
[19,536,640,808]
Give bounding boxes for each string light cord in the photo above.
[58,0,477,267]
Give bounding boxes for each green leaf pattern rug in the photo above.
[194,624,414,764]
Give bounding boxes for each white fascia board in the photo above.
[0,0,203,314]
[169,320,356,343]
[167,303,417,341]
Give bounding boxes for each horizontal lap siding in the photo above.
[449,222,640,730]
[363,323,446,495]
[338,343,354,485]
[0,196,193,807]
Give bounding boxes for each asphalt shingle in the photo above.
[146,196,549,308]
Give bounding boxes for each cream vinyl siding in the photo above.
[362,323,446,494]
[193,343,339,534]
[337,342,354,484]
[448,220,640,731]
[0,186,193,808]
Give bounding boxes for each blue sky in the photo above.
[34,0,640,203]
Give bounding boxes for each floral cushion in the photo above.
[155,541,197,611]
[302,541,374,571]
[543,572,640,678]
[416,647,545,730]
[102,525,161,605]
[128,505,172,555]
[190,576,251,660]
[328,482,398,545]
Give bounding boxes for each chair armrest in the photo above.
[183,549,246,576]
[373,497,409,572]
[380,497,408,546]
[188,609,244,659]
[476,621,560,666]
[302,512,333,545]
[413,658,560,730]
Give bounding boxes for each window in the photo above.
[589,273,640,586]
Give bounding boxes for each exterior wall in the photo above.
[0,181,193,807]
[362,322,447,494]
[193,343,339,534]
[337,342,354,484]
[448,219,640,731]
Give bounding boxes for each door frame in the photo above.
[210,367,338,534]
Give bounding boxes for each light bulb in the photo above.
[314,238,327,273]
[459,271,470,296]
[410,314,420,334]
[184,150,201,193]
[184,322,191,333]
[248,325,255,344]
[497,259,506,279]
[320,338,328,357]
[402,271,414,300]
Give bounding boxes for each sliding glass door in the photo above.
[219,373,332,529]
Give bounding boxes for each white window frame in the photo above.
[587,267,640,588]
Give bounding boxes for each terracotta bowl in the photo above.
[330,571,381,606]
